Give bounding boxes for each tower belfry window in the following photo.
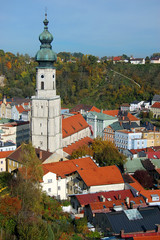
[41,81,44,90]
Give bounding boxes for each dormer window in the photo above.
[151,194,159,201]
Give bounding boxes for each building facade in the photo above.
[31,14,62,154]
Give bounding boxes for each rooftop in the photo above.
[62,113,89,138]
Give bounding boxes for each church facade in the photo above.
[31,14,62,155]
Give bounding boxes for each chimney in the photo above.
[120,230,124,237]
[156,224,160,232]
[39,150,42,160]
[125,197,129,206]
[120,121,122,126]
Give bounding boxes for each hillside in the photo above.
[0,50,160,109]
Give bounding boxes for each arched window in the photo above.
[41,81,44,90]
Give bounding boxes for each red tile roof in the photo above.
[128,175,145,192]
[103,110,139,121]
[134,235,160,240]
[113,56,122,61]
[75,189,134,206]
[77,165,124,187]
[89,106,101,113]
[15,105,25,113]
[151,102,160,108]
[0,151,14,159]
[62,113,89,138]
[89,196,145,213]
[140,189,160,203]
[103,110,119,117]
[63,137,93,155]
[42,157,98,178]
[147,152,160,159]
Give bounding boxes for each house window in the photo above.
[58,186,61,190]
[1,161,3,164]
[48,188,51,192]
[41,81,44,90]
[1,168,3,171]
[48,179,52,183]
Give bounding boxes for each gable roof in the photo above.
[0,150,14,159]
[103,206,160,236]
[63,136,93,155]
[103,110,139,122]
[107,121,124,131]
[70,104,101,113]
[15,105,25,113]
[62,113,89,138]
[128,175,145,192]
[7,145,53,163]
[77,165,124,187]
[42,157,98,178]
[151,102,160,109]
[87,111,117,120]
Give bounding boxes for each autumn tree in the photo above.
[70,145,94,159]
[91,137,126,168]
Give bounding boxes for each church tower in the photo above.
[31,14,62,155]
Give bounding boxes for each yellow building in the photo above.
[142,130,160,147]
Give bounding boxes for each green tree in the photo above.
[92,137,126,167]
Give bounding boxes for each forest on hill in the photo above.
[0,49,160,109]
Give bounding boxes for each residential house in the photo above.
[120,103,131,112]
[0,96,31,119]
[62,113,91,148]
[124,156,146,174]
[130,100,144,111]
[142,129,160,147]
[140,190,160,206]
[94,206,160,238]
[150,57,160,64]
[0,151,14,172]
[70,189,140,214]
[83,111,118,139]
[103,110,140,125]
[103,121,123,143]
[152,94,160,105]
[151,102,160,118]
[0,120,30,147]
[41,157,98,199]
[130,58,145,64]
[75,165,125,194]
[6,145,54,172]
[0,141,16,152]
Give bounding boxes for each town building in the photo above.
[152,94,160,105]
[0,151,14,172]
[31,14,62,154]
[0,119,30,147]
[115,129,147,150]
[62,114,90,148]
[150,57,160,64]
[130,58,145,64]
[83,111,118,139]
[151,102,160,118]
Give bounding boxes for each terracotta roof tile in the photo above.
[77,165,124,187]
[0,151,14,159]
[75,189,134,206]
[63,137,93,155]
[103,110,139,121]
[103,110,119,117]
[128,175,145,192]
[151,102,160,108]
[140,189,160,203]
[62,114,89,138]
[42,157,98,178]
[15,105,25,113]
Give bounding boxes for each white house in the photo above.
[130,100,144,111]
[130,58,145,64]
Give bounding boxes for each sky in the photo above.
[0,0,160,58]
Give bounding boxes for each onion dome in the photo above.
[35,14,57,68]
